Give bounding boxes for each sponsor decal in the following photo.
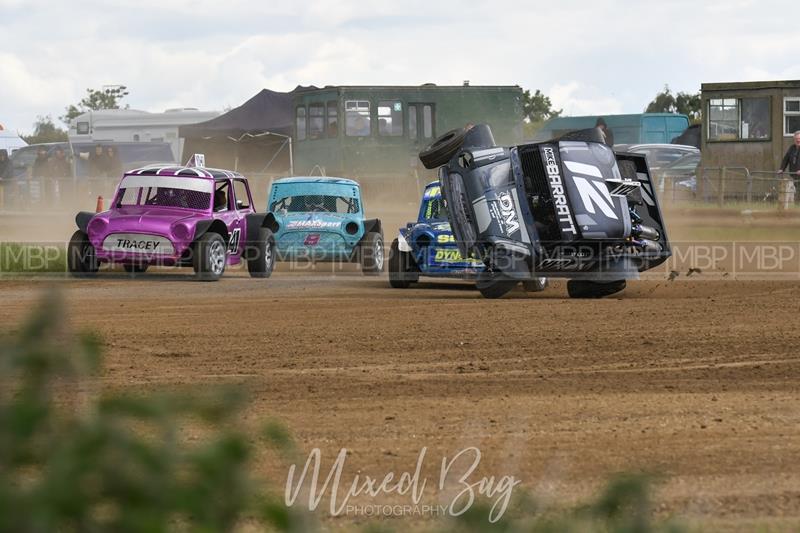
[572,176,619,220]
[497,192,520,235]
[436,234,455,244]
[433,248,482,264]
[542,147,578,237]
[423,186,441,199]
[304,234,321,246]
[286,220,340,230]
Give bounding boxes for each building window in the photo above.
[784,98,800,136]
[296,107,306,141]
[76,122,90,135]
[422,105,434,139]
[327,101,339,137]
[708,97,770,141]
[309,103,325,140]
[345,101,371,137]
[408,104,417,139]
[377,100,403,136]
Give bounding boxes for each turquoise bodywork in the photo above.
[268,177,365,261]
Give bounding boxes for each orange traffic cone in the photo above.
[95,195,104,213]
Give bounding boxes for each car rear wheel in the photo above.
[476,271,518,299]
[247,228,276,278]
[567,279,627,298]
[193,232,226,281]
[67,230,99,276]
[419,128,467,169]
[361,232,384,275]
[388,238,418,288]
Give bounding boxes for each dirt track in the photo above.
[1,273,798,530]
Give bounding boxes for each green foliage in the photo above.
[521,89,562,138]
[645,85,702,124]
[20,116,69,145]
[0,243,66,274]
[0,291,300,532]
[62,85,130,124]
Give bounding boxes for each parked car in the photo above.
[420,124,671,299]
[389,181,548,292]
[657,152,701,198]
[267,177,384,274]
[68,164,277,280]
[613,143,699,172]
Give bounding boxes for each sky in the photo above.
[1,0,798,134]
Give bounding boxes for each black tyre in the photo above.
[567,279,627,299]
[419,128,467,169]
[388,238,418,288]
[477,278,518,299]
[193,232,226,281]
[360,232,384,275]
[247,228,276,279]
[67,230,99,276]
[522,277,548,293]
[123,263,148,275]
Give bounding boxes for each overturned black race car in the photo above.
[418,125,670,299]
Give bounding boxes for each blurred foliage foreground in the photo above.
[0,292,686,532]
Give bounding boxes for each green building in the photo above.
[291,84,524,180]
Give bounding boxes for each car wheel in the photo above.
[419,128,467,169]
[193,232,226,281]
[123,263,148,275]
[522,277,548,292]
[388,238,418,288]
[247,228,276,279]
[360,232,384,275]
[67,230,99,276]
[566,279,627,298]
[475,271,517,299]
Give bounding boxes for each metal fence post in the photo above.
[718,167,726,206]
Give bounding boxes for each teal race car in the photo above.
[267,177,383,274]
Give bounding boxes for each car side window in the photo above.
[232,179,250,210]
[214,181,231,212]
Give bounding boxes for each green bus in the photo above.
[291,85,524,181]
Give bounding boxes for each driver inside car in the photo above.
[214,189,228,211]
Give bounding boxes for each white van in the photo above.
[0,125,28,154]
[68,108,218,162]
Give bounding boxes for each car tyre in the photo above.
[360,232,384,275]
[193,232,226,281]
[247,228,276,278]
[67,230,99,276]
[419,128,467,169]
[388,238,418,288]
[476,271,518,299]
[567,279,627,298]
[522,277,548,292]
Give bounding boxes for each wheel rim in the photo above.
[374,240,384,270]
[264,240,273,270]
[209,240,225,275]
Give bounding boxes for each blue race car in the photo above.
[388,181,547,291]
[268,177,383,274]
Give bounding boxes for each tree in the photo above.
[522,89,562,138]
[61,85,130,124]
[645,85,701,123]
[21,115,68,144]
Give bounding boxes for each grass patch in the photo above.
[0,242,67,273]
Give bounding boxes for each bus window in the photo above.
[345,101,371,137]
[378,101,403,136]
[327,101,338,137]
[309,103,325,139]
[423,105,434,138]
[296,107,307,141]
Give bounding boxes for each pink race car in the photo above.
[68,164,278,281]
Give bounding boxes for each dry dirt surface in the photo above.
[1,273,799,531]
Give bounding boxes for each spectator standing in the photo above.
[778,131,800,178]
[48,146,72,178]
[88,145,108,177]
[105,146,122,177]
[0,149,9,180]
[596,117,614,147]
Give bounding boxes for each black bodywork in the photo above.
[436,125,671,284]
